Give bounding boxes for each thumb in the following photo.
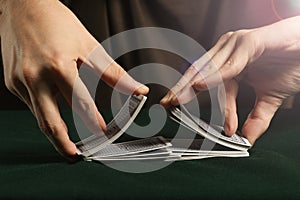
[242,95,282,145]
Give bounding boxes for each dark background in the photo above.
[0,0,299,112]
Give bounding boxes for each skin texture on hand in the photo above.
[161,16,300,145]
[0,0,149,159]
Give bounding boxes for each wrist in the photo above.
[258,16,300,52]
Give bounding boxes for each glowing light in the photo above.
[289,0,300,9]
[272,0,300,20]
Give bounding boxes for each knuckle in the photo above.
[230,30,248,42]
[220,31,234,42]
[174,81,183,89]
[235,29,247,35]
[228,63,240,76]
[201,63,214,75]
[111,65,126,78]
[189,65,199,73]
[45,51,69,75]
[22,64,38,85]
[232,29,248,39]
[39,119,65,138]
[225,57,235,67]
[103,64,126,85]
[234,30,254,45]
[224,107,232,117]
[79,101,94,113]
[224,57,242,76]
[238,34,250,44]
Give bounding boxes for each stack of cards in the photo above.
[168,106,252,151]
[84,137,177,161]
[76,95,147,157]
[82,136,249,162]
[76,95,251,162]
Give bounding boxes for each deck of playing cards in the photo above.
[76,95,251,162]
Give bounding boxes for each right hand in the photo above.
[0,0,149,159]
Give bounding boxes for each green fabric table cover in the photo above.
[0,109,299,199]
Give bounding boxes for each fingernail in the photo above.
[160,95,169,104]
[170,96,178,104]
[160,94,172,105]
[137,85,149,95]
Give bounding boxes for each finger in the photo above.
[73,76,107,132]
[197,35,238,80]
[160,90,175,107]
[223,80,239,136]
[13,80,35,114]
[6,75,35,114]
[160,72,195,107]
[83,45,149,95]
[54,60,107,134]
[242,96,282,145]
[103,63,149,95]
[193,44,248,91]
[191,31,234,72]
[161,33,232,106]
[170,82,199,105]
[29,89,77,158]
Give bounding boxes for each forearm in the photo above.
[0,0,61,35]
[0,0,59,17]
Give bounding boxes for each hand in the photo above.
[161,16,300,145]
[0,0,149,159]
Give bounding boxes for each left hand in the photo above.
[161,16,300,144]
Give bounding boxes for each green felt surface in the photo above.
[0,109,299,200]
